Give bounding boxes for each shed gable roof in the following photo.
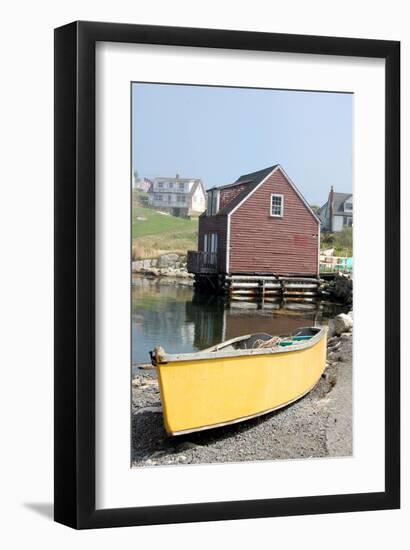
[229,165,319,223]
[203,165,319,223]
[216,165,278,215]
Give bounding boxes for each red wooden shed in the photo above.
[187,165,320,278]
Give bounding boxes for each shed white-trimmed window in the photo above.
[270,194,284,217]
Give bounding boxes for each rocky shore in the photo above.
[132,253,193,282]
[131,313,353,467]
[320,273,353,306]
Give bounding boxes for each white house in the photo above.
[147,174,206,217]
[318,186,353,232]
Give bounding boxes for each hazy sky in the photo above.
[132,82,352,206]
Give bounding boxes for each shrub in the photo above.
[321,226,352,257]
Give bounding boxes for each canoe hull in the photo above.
[156,329,327,436]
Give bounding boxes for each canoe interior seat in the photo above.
[278,328,318,347]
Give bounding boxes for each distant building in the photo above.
[187,164,320,277]
[317,186,353,232]
[134,177,153,193]
[147,174,206,217]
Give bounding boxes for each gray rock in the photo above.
[334,313,353,336]
[158,253,179,268]
[132,260,144,271]
[328,341,341,352]
[149,450,168,459]
[174,270,189,278]
[327,319,336,338]
[177,441,200,452]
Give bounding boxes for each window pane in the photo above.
[271,195,283,216]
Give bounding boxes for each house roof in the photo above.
[333,192,352,213]
[319,191,353,216]
[316,203,327,217]
[148,178,205,196]
[213,165,279,215]
[187,179,206,199]
[155,176,202,183]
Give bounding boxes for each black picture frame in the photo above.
[54,21,400,529]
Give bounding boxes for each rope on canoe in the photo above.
[252,336,283,349]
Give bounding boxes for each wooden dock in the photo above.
[194,274,322,303]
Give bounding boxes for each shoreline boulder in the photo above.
[334,313,353,336]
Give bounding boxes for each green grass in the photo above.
[132,205,198,259]
[132,205,198,237]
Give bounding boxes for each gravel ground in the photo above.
[131,332,352,467]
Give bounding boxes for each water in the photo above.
[132,276,347,365]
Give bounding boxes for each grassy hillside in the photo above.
[321,227,353,257]
[132,205,198,259]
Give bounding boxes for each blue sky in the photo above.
[132,83,352,206]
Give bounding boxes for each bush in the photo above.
[321,226,352,257]
[132,189,149,207]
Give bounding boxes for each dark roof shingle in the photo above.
[216,165,278,215]
[333,192,353,214]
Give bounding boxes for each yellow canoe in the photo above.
[150,326,327,436]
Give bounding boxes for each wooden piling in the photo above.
[224,274,321,303]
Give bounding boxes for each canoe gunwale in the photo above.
[155,326,327,364]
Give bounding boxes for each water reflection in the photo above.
[132,276,347,365]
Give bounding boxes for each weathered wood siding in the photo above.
[219,183,248,210]
[229,169,319,276]
[198,215,228,272]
